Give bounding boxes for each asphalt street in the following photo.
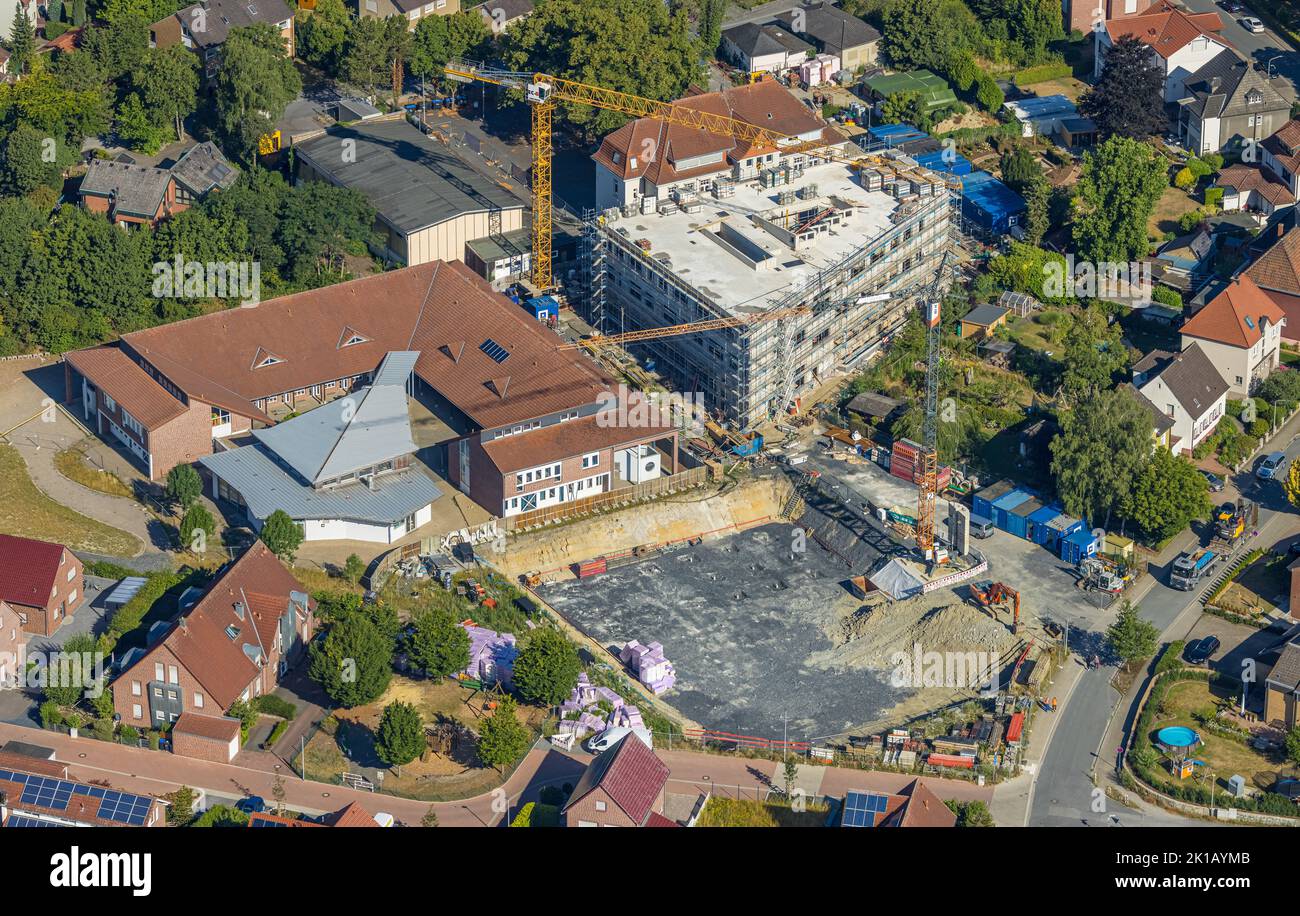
[1029,424,1300,827]
[1184,0,1300,100]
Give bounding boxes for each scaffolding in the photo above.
[580,208,608,335]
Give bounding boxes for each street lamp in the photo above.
[1267,55,1283,80]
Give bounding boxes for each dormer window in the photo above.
[1247,89,1263,105]
[251,346,285,369]
[337,327,371,349]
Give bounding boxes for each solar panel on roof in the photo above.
[5,814,65,827]
[479,338,510,363]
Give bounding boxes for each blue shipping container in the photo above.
[1027,504,1060,545]
[1060,527,1098,565]
[991,489,1033,531]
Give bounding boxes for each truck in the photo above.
[1170,548,1216,590]
[1213,498,1256,548]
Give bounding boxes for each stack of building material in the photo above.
[890,438,920,482]
[619,640,677,695]
[461,624,519,687]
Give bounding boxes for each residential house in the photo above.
[839,778,957,827]
[562,733,671,827]
[294,118,526,266]
[1177,51,1291,156]
[957,303,1009,340]
[1260,118,1300,201]
[200,352,443,544]
[477,0,532,33]
[0,602,28,689]
[151,0,294,81]
[720,22,813,76]
[111,544,315,762]
[1180,274,1286,395]
[591,78,841,211]
[0,751,166,827]
[1063,0,1149,36]
[1265,633,1300,729]
[774,1,881,71]
[1243,223,1300,343]
[358,0,459,30]
[79,160,183,229]
[1154,226,1214,295]
[169,140,239,205]
[64,261,681,521]
[1095,1,1232,103]
[248,801,382,827]
[1122,382,1176,450]
[1133,343,1229,454]
[1214,162,1296,218]
[1003,94,1079,140]
[0,535,83,638]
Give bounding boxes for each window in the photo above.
[154,663,164,681]
[132,704,142,720]
[103,393,117,412]
[194,692,204,709]
[132,680,141,696]
[582,452,600,469]
[167,665,178,684]
[67,567,75,582]
[594,800,607,812]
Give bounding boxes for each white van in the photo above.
[586,726,654,753]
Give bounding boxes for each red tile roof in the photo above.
[891,779,958,828]
[101,261,611,431]
[1217,163,1296,207]
[0,535,68,609]
[1182,275,1286,348]
[592,79,840,188]
[481,412,675,474]
[565,734,670,826]
[322,801,381,827]
[1245,225,1300,297]
[63,346,189,430]
[1106,1,1228,60]
[173,713,241,741]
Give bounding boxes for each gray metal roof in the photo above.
[199,444,441,524]
[293,119,525,236]
[170,142,238,197]
[79,160,172,218]
[253,351,420,485]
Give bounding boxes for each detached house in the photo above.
[1133,343,1229,455]
[562,733,672,827]
[359,0,459,29]
[1260,118,1300,201]
[1177,51,1290,156]
[719,23,813,77]
[111,544,315,762]
[1096,1,1232,103]
[1244,224,1300,343]
[774,2,881,72]
[151,0,294,81]
[79,143,237,229]
[1180,275,1286,395]
[1265,634,1300,730]
[0,535,83,638]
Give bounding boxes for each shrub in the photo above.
[1248,418,1271,438]
[92,718,114,741]
[119,725,140,743]
[1154,641,1185,675]
[1204,186,1224,209]
[1150,285,1182,310]
[1173,166,1196,190]
[1202,152,1224,171]
[192,804,249,827]
[509,801,560,827]
[1185,158,1212,179]
[86,560,141,579]
[253,694,297,720]
[1012,61,1072,86]
[39,700,63,728]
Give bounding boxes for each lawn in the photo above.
[1148,186,1201,240]
[0,443,141,556]
[1003,308,1071,356]
[697,796,830,827]
[293,675,547,802]
[54,442,135,499]
[1146,679,1297,797]
[1214,554,1289,618]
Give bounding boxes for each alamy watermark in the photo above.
[152,255,261,307]
[890,642,998,694]
[596,384,707,435]
[1042,256,1153,303]
[4,647,107,697]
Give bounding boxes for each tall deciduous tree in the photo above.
[298,0,351,70]
[375,701,424,766]
[213,23,302,160]
[407,606,470,679]
[512,627,581,706]
[879,0,977,73]
[1050,386,1153,528]
[1071,135,1166,264]
[1078,35,1167,140]
[1061,307,1127,396]
[1120,447,1211,543]
[259,509,304,562]
[133,44,199,140]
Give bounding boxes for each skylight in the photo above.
[479,338,510,363]
[225,625,240,640]
[1245,315,1256,330]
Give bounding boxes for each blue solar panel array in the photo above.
[0,768,154,826]
[479,338,510,364]
[841,791,891,828]
[5,814,66,827]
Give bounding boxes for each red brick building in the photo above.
[0,601,29,688]
[0,534,83,637]
[64,261,680,521]
[111,544,314,762]
[248,801,382,827]
[562,735,671,827]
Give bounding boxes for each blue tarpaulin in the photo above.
[961,171,1027,234]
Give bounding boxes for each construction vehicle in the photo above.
[704,420,764,457]
[986,581,1021,635]
[1213,498,1256,548]
[1169,548,1217,591]
[1076,557,1124,594]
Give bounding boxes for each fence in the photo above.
[504,466,710,531]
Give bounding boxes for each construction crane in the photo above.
[443,60,821,291]
[442,59,959,292]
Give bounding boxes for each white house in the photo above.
[1095,1,1232,103]
[719,22,813,77]
[1134,343,1229,455]
[1180,275,1286,396]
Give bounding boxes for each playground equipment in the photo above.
[1156,725,1203,779]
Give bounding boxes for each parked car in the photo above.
[969,514,995,538]
[1258,451,1286,479]
[235,796,266,815]
[1287,539,1300,560]
[1201,470,1224,492]
[1184,636,1221,665]
[1218,0,1243,12]
[1241,16,1265,33]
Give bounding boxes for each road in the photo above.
[1028,420,1300,827]
[1183,0,1300,101]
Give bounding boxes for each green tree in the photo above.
[165,462,202,509]
[946,798,996,826]
[342,14,391,96]
[782,757,798,796]
[421,805,439,827]
[880,0,978,73]
[1072,135,1167,264]
[1050,386,1153,529]
[1286,726,1300,767]
[275,179,374,283]
[133,44,200,140]
[407,605,471,679]
[512,627,581,706]
[974,70,1003,112]
[1002,0,1062,64]
[7,2,36,76]
[212,23,302,160]
[165,786,195,825]
[1120,447,1211,543]
[1105,600,1159,666]
[0,124,68,195]
[179,504,216,553]
[298,0,351,70]
[881,90,923,126]
[343,553,365,584]
[375,700,425,766]
[72,0,85,26]
[698,0,725,53]
[1061,307,1127,395]
[44,632,97,707]
[227,697,258,737]
[259,509,304,562]
[116,93,167,154]
[476,697,530,770]
[1078,35,1166,140]
[308,612,394,707]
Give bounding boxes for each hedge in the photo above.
[509,802,560,827]
[107,570,185,643]
[1012,61,1072,86]
[254,694,297,720]
[86,560,145,579]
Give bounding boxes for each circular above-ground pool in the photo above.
[1156,726,1201,749]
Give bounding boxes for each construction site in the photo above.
[435,62,1056,761]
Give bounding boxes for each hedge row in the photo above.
[1204,548,1264,607]
[1012,61,1073,86]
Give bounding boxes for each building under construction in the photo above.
[582,82,954,428]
